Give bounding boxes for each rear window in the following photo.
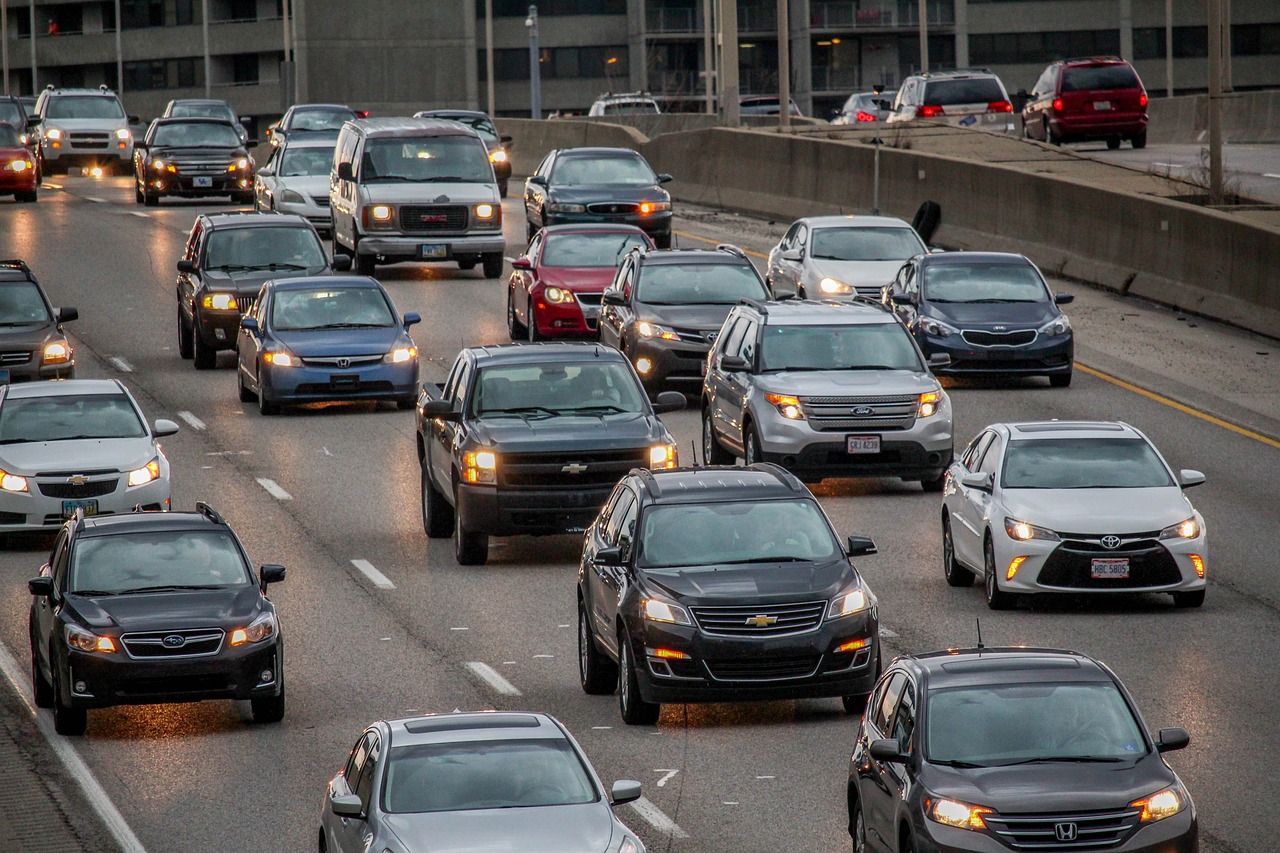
[923,78,1005,105]
[0,102,22,125]
[1061,65,1141,93]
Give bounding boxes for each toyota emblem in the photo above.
[1100,535,1122,550]
[706,331,718,342]
[1054,823,1078,842]
[162,635,186,648]
[337,358,350,369]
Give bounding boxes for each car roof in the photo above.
[637,248,752,266]
[538,223,648,236]
[291,103,352,112]
[350,117,478,139]
[555,147,644,159]
[636,463,809,503]
[151,116,237,127]
[744,299,898,326]
[269,275,380,291]
[201,212,314,229]
[1002,420,1142,441]
[168,98,231,107]
[77,510,229,537]
[465,342,628,366]
[416,109,491,120]
[277,137,338,150]
[1054,56,1131,67]
[917,251,1032,267]
[0,260,37,282]
[899,647,1113,688]
[385,712,567,747]
[43,87,120,97]
[913,69,1001,80]
[3,378,124,399]
[799,215,914,229]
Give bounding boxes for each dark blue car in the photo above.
[235,275,420,415]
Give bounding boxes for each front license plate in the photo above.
[1094,101,1111,111]
[420,244,448,259]
[846,435,881,454]
[62,499,98,518]
[1091,557,1129,579]
[193,176,213,188]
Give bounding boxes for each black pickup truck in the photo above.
[417,342,685,565]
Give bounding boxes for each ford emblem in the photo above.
[853,406,874,416]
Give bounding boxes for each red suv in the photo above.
[1021,57,1148,149]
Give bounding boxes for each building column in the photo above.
[954,0,968,68]
[790,0,811,117]
[630,0,647,92]
[1118,0,1133,61]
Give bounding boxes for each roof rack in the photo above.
[635,467,662,499]
[714,243,748,260]
[1059,55,1124,64]
[737,297,769,315]
[195,501,226,525]
[0,259,32,273]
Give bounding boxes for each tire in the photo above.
[618,632,660,725]
[1173,590,1205,608]
[911,200,942,245]
[31,639,53,709]
[453,490,489,565]
[143,190,159,207]
[984,536,1015,610]
[235,191,255,205]
[177,308,194,359]
[507,288,527,340]
[396,397,416,411]
[421,466,453,538]
[942,516,975,587]
[579,601,618,694]
[1049,371,1072,388]
[482,253,504,279]
[53,675,87,736]
[238,369,255,402]
[498,180,508,198]
[192,325,217,370]
[526,299,541,342]
[17,190,36,203]
[258,378,281,416]
[1106,136,1121,150]
[702,407,734,465]
[743,422,763,465]
[1045,119,1061,146]
[1132,130,1147,149]
[526,221,538,243]
[251,690,285,724]
[842,692,871,715]
[355,252,376,276]
[332,233,352,258]
[136,182,145,204]
[653,232,672,249]
[901,831,917,853]
[850,793,868,853]
[458,258,477,271]
[919,471,946,492]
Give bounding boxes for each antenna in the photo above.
[690,439,699,467]
[975,618,984,650]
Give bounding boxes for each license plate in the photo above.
[1094,101,1111,111]
[1091,557,1129,579]
[62,499,98,518]
[846,435,881,454]
[193,176,213,188]
[421,244,448,259]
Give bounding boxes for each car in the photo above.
[0,94,30,140]
[0,124,38,202]
[885,251,1075,386]
[588,92,660,117]
[598,245,770,395]
[162,98,250,145]
[848,646,1197,853]
[767,215,928,300]
[702,299,954,489]
[831,90,897,125]
[413,109,514,197]
[27,503,287,735]
[26,84,138,176]
[236,275,421,415]
[0,260,76,378]
[885,69,1016,134]
[1022,56,1149,149]
[0,379,176,535]
[508,224,653,342]
[941,421,1209,609]
[133,117,257,206]
[320,712,646,853]
[524,147,674,247]
[176,212,345,370]
[577,463,882,725]
[267,102,355,148]
[252,138,337,230]
[739,95,804,117]
[418,343,684,565]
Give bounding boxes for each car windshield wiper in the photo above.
[999,756,1130,765]
[23,434,133,442]
[965,298,1036,303]
[294,322,391,329]
[930,759,990,768]
[0,320,43,326]
[565,405,632,415]
[241,263,310,271]
[419,176,484,182]
[210,263,257,271]
[70,589,125,597]
[716,556,809,564]
[364,175,418,182]
[123,585,228,593]
[843,365,913,371]
[484,406,561,418]
[760,365,836,372]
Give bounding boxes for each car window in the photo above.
[760,323,922,372]
[614,492,639,556]
[717,316,746,358]
[890,681,917,755]
[1033,69,1054,97]
[361,136,492,183]
[289,108,354,132]
[551,154,656,187]
[616,259,634,300]
[596,486,625,536]
[449,359,473,408]
[542,232,648,267]
[924,78,1006,105]
[1002,438,1174,489]
[0,281,52,323]
[45,96,124,120]
[922,263,1049,304]
[205,227,326,271]
[809,227,924,262]
[270,286,396,331]
[344,733,373,786]
[638,499,841,568]
[903,263,918,297]
[0,101,23,125]
[280,147,334,177]
[169,102,236,121]
[0,125,21,146]
[737,320,759,362]
[0,393,145,443]
[152,122,240,148]
[68,530,253,594]
[962,431,994,471]
[976,434,1003,476]
[871,672,906,734]
[183,221,202,262]
[1061,65,1140,93]
[473,362,647,416]
[49,529,69,592]
[354,734,381,809]
[781,223,801,248]
[635,263,766,305]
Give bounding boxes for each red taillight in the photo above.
[1139,93,1148,107]
[1052,98,1064,112]
[918,104,945,118]
[855,110,876,122]
[988,101,1013,113]
[355,110,370,119]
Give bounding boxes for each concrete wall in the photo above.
[1147,90,1280,145]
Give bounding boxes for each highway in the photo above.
[1,178,1278,853]
[1063,139,1280,204]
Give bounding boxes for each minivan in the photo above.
[1021,57,1149,149]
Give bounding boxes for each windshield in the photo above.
[810,227,924,261]
[280,147,334,177]
[636,263,766,305]
[927,682,1148,766]
[0,282,52,324]
[289,108,354,132]
[639,499,840,568]
[169,102,236,121]
[360,136,492,183]
[45,96,125,120]
[761,324,923,372]
[69,530,252,594]
[152,122,241,148]
[0,393,145,443]
[271,286,396,331]
[205,227,327,271]
[383,738,598,813]
[542,232,649,267]
[922,262,1049,303]
[552,154,656,186]
[601,102,659,115]
[1062,65,1141,92]
[0,102,22,125]
[473,362,647,416]
[0,125,21,147]
[431,115,498,142]
[1002,437,1174,489]
[923,78,1005,105]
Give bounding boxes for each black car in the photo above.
[418,343,684,565]
[176,212,349,369]
[578,463,881,725]
[28,504,287,736]
[598,245,771,395]
[524,147,674,247]
[134,117,257,206]
[0,260,77,381]
[884,252,1075,387]
[848,647,1197,853]
[414,109,513,197]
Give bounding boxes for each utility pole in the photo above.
[777,0,789,129]
[1164,0,1173,97]
[485,0,495,116]
[29,0,36,92]
[918,0,929,72]
[702,0,713,114]
[525,5,541,119]
[113,0,122,95]
[1206,0,1223,204]
[1221,0,1232,92]
[2,0,10,95]
[719,0,739,126]
[281,0,294,111]
[201,0,211,97]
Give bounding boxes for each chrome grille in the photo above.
[69,132,110,149]
[311,195,329,206]
[37,479,118,499]
[961,329,1037,347]
[400,205,469,233]
[672,327,717,345]
[586,202,639,214]
[1058,531,1163,552]
[0,350,33,365]
[984,807,1141,850]
[801,393,917,432]
[173,160,232,175]
[299,355,383,367]
[691,601,826,637]
[499,448,647,489]
[121,628,226,659]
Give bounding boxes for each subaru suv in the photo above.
[886,70,1016,134]
[702,299,953,489]
[1022,56,1149,149]
[27,84,138,175]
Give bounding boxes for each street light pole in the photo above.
[485,0,495,116]
[1207,0,1223,204]
[1164,0,1173,97]
[201,0,211,97]
[702,0,714,114]
[777,0,789,130]
[29,0,36,91]
[719,0,739,126]
[526,5,540,120]
[114,0,122,95]
[2,0,10,95]
[281,0,294,111]
[918,0,929,72]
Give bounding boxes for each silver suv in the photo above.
[29,85,137,175]
[885,69,1016,134]
[701,299,954,490]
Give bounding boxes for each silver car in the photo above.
[766,215,927,300]
[254,137,336,231]
[321,712,646,853]
[885,69,1017,134]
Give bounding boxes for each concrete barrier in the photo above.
[1147,89,1280,144]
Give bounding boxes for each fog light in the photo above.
[635,357,653,374]
[837,638,867,654]
[1189,554,1204,578]
[260,669,274,683]
[74,680,88,693]
[1007,556,1028,581]
[651,648,689,660]
[90,166,104,178]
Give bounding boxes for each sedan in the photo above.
[253,138,337,231]
[266,103,355,148]
[133,117,256,206]
[524,147,673,247]
[321,712,646,853]
[236,276,420,415]
[941,421,1208,609]
[767,215,927,299]
[508,224,652,341]
[831,90,897,125]
[0,123,37,202]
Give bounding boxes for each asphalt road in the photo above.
[1060,140,1280,204]
[0,178,1277,853]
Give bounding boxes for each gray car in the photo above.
[0,260,77,382]
[321,712,646,853]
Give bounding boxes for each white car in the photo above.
[254,138,336,231]
[766,215,927,300]
[941,421,1208,609]
[0,379,178,532]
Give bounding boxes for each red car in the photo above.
[507,224,652,341]
[1021,57,1148,149]
[0,124,37,203]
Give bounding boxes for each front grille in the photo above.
[961,329,1038,347]
[0,350,33,365]
[69,132,110,149]
[311,195,329,206]
[586,202,639,214]
[672,327,716,345]
[36,467,115,478]
[575,293,603,307]
[172,160,231,175]
[1036,543,1182,589]
[801,393,917,432]
[400,205,469,233]
[985,807,1141,850]
[121,628,225,659]
[295,380,394,395]
[38,479,118,499]
[299,355,383,367]
[115,674,230,697]
[0,511,25,524]
[705,653,822,681]
[690,601,826,637]
[500,448,648,489]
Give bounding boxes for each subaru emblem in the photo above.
[1054,823,1078,842]
[162,634,186,648]
[337,357,350,369]
[1100,535,1122,549]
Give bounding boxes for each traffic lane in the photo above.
[1080,142,1280,204]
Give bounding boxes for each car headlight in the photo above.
[648,444,677,470]
[264,351,300,367]
[151,158,175,172]
[42,340,72,363]
[920,318,958,338]
[127,459,161,487]
[818,277,853,295]
[3,158,32,172]
[928,797,993,830]
[369,204,394,222]
[280,189,306,204]
[66,624,116,653]
[765,393,804,420]
[828,586,869,620]
[463,450,497,484]
[547,202,586,213]
[474,203,496,219]
[638,201,670,214]
[384,346,417,364]
[232,157,250,170]
[114,128,131,140]
[542,286,573,304]
[1159,517,1200,540]
[0,469,28,492]
[1003,517,1059,541]
[642,597,691,625]
[45,128,63,141]
[1038,315,1071,337]
[201,292,238,311]
[636,321,678,341]
[230,611,277,646]
[917,390,942,418]
[1132,784,1187,823]
[616,838,643,853]
[489,149,509,164]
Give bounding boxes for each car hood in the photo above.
[0,144,30,159]
[278,175,331,196]
[150,145,248,162]
[924,301,1057,328]
[637,303,735,331]
[42,117,127,131]
[547,185,667,204]
[536,267,617,293]
[0,437,156,476]
[805,259,904,289]
[472,413,666,452]
[642,561,853,604]
[380,802,616,853]
[923,757,1170,814]
[273,327,405,358]
[66,587,263,631]
[1001,488,1193,532]
[203,267,323,298]
[360,183,496,204]
[756,370,939,395]
[0,322,59,349]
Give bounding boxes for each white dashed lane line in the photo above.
[176,411,206,431]
[129,211,149,218]
[255,478,292,501]
[629,796,690,838]
[350,559,395,590]
[465,662,522,696]
[109,356,133,373]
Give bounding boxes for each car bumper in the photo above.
[0,171,37,192]
[630,338,711,394]
[544,210,672,239]
[913,806,1196,853]
[146,174,253,197]
[992,527,1208,595]
[42,143,132,164]
[1052,112,1148,140]
[357,232,506,260]
[456,482,614,536]
[197,307,249,349]
[530,292,601,339]
[276,199,332,230]
[921,333,1074,377]
[0,355,75,383]
[261,360,419,403]
[0,476,169,531]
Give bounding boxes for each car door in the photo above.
[255,147,278,209]
[588,486,635,651]
[525,152,553,227]
[430,357,471,496]
[705,315,745,444]
[955,431,1001,569]
[878,679,919,850]
[31,529,69,678]
[515,231,544,328]
[860,671,907,851]
[721,317,758,451]
[598,257,634,351]
[238,285,270,391]
[768,223,801,293]
[329,732,376,853]
[600,491,640,656]
[177,220,203,327]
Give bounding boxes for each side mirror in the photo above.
[259,564,287,589]
[652,391,686,414]
[869,738,907,763]
[1155,727,1190,753]
[511,257,532,270]
[28,576,54,597]
[126,114,140,124]
[595,545,625,566]
[1016,89,1028,99]
[56,307,78,323]
[719,355,750,372]
[601,291,626,307]
[239,115,252,124]
[337,161,354,181]
[528,174,548,187]
[246,138,260,148]
[928,245,946,253]
[257,167,274,177]
[26,116,42,127]
[656,173,674,184]
[134,141,148,150]
[331,254,353,272]
[500,134,514,144]
[402,312,421,328]
[177,259,196,274]
[846,535,877,557]
[780,247,802,262]
[610,780,642,806]
[890,292,914,306]
[927,353,952,369]
[153,418,180,437]
[330,794,363,818]
[1179,469,1205,489]
[421,400,461,421]
[960,471,993,492]
[1054,292,1074,305]
[240,316,259,331]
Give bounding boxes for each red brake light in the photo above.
[855,110,876,122]
[354,110,370,119]
[988,101,1013,113]
[918,105,945,118]
[1052,98,1064,112]
[1139,93,1148,107]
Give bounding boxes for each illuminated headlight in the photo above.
[114,128,131,140]
[474,203,496,219]
[463,450,497,484]
[0,470,28,492]
[1132,785,1187,824]
[648,444,677,469]
[19,133,30,145]
[547,202,585,213]
[928,797,992,830]
[45,128,63,141]
[1003,517,1059,542]
[636,321,678,341]
[230,611,277,646]
[66,625,117,653]
[635,357,653,374]
[1159,517,1200,540]
[642,598,691,625]
[828,587,868,619]
[234,157,250,170]
[489,149,509,164]
[765,393,804,420]
[1038,316,1071,337]
[370,204,394,221]
[201,293,238,311]
[42,340,71,363]
[638,201,670,214]
[280,188,306,204]
[917,390,942,418]
[921,318,958,337]
[4,159,32,172]
[616,838,641,853]
[542,286,572,304]
[151,158,172,172]
[818,277,853,295]
[384,346,417,364]
[264,351,299,367]
[127,459,161,487]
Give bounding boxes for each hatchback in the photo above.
[1022,57,1148,149]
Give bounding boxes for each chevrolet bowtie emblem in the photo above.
[562,463,589,474]
[67,475,89,485]
[745,615,778,628]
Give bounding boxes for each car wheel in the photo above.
[192,325,217,370]
[421,466,453,538]
[1049,370,1072,388]
[1132,130,1147,149]
[1106,136,1121,150]
[31,636,53,709]
[258,378,281,416]
[919,471,946,492]
[942,516,975,587]
[743,422,763,466]
[579,601,618,694]
[458,257,477,271]
[143,190,159,207]
[498,180,508,198]
[177,308,194,359]
[355,252,376,276]
[850,793,868,853]
[482,253,504,279]
[17,189,37,203]
[52,674,87,736]
[453,490,489,565]
[702,407,734,465]
[332,233,352,258]
[653,232,672,249]
[1045,118,1061,146]
[901,831,917,853]
[984,536,1015,610]
[507,288,527,340]
[618,631,660,725]
[526,298,542,342]
[842,692,871,715]
[1172,590,1205,608]
[526,221,538,243]
[251,689,285,724]
[238,368,256,402]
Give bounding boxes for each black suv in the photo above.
[598,245,770,395]
[848,647,1197,853]
[133,116,257,206]
[28,504,287,736]
[577,463,881,725]
[418,343,685,565]
[176,212,349,369]
[0,260,77,382]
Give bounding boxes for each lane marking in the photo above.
[109,356,133,373]
[592,725,613,730]
[756,775,776,779]
[532,653,554,659]
[465,662,522,696]
[350,559,395,590]
[655,769,679,787]
[176,410,206,431]
[1077,363,1280,450]
[673,228,768,259]
[1263,173,1280,179]
[629,796,690,838]
[450,626,469,631]
[42,182,63,189]
[255,477,292,500]
[0,641,149,853]
[86,197,106,203]
[129,211,149,218]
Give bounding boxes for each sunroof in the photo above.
[403,713,541,734]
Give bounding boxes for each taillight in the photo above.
[918,104,945,118]
[987,101,1013,113]
[1139,93,1148,107]
[855,110,876,122]
[1052,98,1064,112]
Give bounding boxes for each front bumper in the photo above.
[992,527,1208,595]
[261,359,419,404]
[42,142,132,164]
[544,210,671,239]
[196,306,250,350]
[0,350,75,382]
[0,171,37,193]
[912,805,1196,853]
[276,197,332,231]
[921,332,1073,377]
[146,173,253,198]
[456,482,614,536]
[631,337,711,394]
[0,475,168,532]
[530,290,602,339]
[357,232,506,260]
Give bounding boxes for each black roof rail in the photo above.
[737,297,769,315]
[1060,55,1124,64]
[747,461,808,494]
[196,501,226,525]
[634,467,662,500]
[0,259,32,274]
[715,243,748,260]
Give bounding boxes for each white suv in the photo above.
[29,85,137,175]
[886,69,1016,134]
[588,92,661,117]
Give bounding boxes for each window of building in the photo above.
[969,29,1119,66]
[484,46,628,82]
[121,0,164,29]
[176,0,196,25]
[479,0,626,16]
[1232,24,1280,57]
[232,53,259,84]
